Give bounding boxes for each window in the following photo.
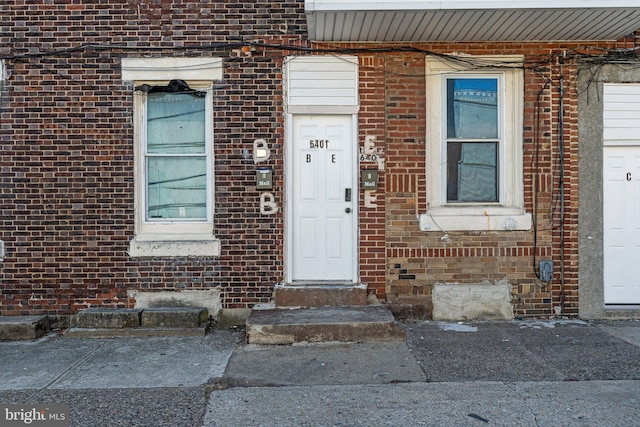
[143,82,208,222]
[421,55,531,232]
[446,77,499,203]
[122,57,222,257]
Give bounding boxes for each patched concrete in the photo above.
[218,308,252,327]
[432,282,513,320]
[128,289,222,319]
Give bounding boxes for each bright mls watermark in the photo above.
[1,404,69,426]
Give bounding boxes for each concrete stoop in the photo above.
[65,307,210,338]
[274,283,368,307]
[246,305,405,345]
[0,315,50,341]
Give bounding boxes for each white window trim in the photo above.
[420,55,531,232]
[123,58,221,257]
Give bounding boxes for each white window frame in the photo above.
[420,55,531,232]
[122,57,222,257]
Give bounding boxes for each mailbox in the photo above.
[256,167,273,190]
[361,169,379,191]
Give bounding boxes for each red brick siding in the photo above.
[357,55,387,298]
[1,2,627,318]
[1,0,307,315]
[334,42,600,317]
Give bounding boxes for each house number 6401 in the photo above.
[310,139,329,149]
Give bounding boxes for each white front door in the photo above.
[291,115,355,282]
[603,146,640,304]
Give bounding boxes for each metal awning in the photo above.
[305,0,640,42]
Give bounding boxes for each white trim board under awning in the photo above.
[305,0,640,42]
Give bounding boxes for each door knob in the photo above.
[345,207,352,213]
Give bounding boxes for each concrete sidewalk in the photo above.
[1,319,639,389]
[203,380,640,427]
[0,329,241,390]
[0,319,639,426]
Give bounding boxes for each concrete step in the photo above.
[75,308,143,329]
[0,315,50,341]
[246,305,405,345]
[66,307,209,338]
[141,307,209,328]
[274,283,367,307]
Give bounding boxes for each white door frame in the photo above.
[285,112,359,284]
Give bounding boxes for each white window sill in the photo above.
[129,235,220,258]
[419,206,531,232]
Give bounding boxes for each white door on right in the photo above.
[603,146,640,304]
[603,84,640,305]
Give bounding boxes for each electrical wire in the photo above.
[3,34,640,314]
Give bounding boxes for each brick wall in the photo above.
[1,0,307,315]
[347,42,593,318]
[1,1,625,318]
[357,55,387,299]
